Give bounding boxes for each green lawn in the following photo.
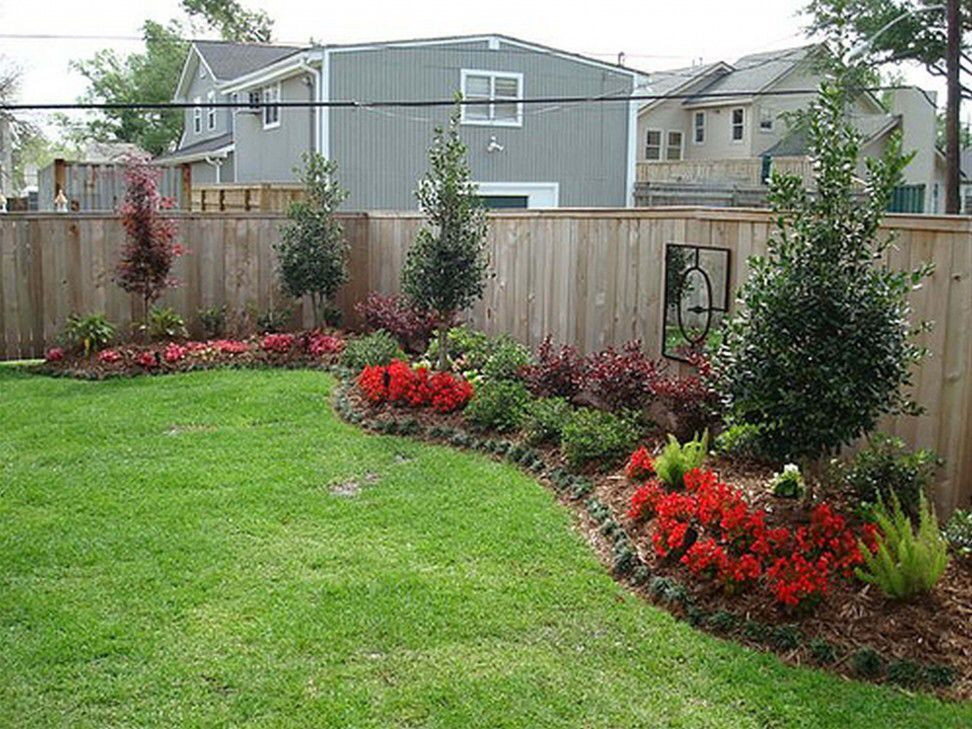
[0,367,968,728]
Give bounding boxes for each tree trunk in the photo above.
[944,0,961,214]
[310,295,321,330]
[437,323,449,372]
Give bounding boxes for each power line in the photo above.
[0,86,917,112]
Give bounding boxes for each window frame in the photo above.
[206,90,217,131]
[758,107,774,133]
[731,107,745,143]
[459,69,524,128]
[693,111,706,144]
[644,128,663,161]
[262,83,281,130]
[192,96,202,134]
[665,130,684,161]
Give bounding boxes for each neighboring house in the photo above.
[0,117,12,202]
[962,149,972,214]
[158,35,648,208]
[636,45,948,214]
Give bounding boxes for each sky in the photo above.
[0,0,959,136]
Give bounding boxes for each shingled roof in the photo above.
[683,45,819,105]
[194,40,305,81]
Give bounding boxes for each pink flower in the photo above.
[45,347,65,362]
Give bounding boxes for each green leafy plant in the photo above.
[481,336,532,383]
[844,434,939,519]
[716,81,930,461]
[401,106,489,371]
[341,330,405,371]
[769,464,804,499]
[713,422,764,460]
[943,509,972,557]
[855,492,949,599]
[62,313,116,355]
[145,306,187,341]
[197,304,226,339]
[851,648,884,679]
[424,325,492,372]
[522,397,572,446]
[561,409,639,472]
[464,380,531,432]
[256,305,292,334]
[275,153,349,328]
[653,432,709,488]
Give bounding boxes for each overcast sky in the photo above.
[0,0,958,134]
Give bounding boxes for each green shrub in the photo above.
[198,305,226,339]
[654,432,708,488]
[851,648,884,679]
[943,509,972,557]
[62,313,116,355]
[464,380,531,432]
[808,638,837,665]
[855,492,949,599]
[769,463,804,499]
[716,83,930,462]
[481,335,532,382]
[522,397,572,446]
[845,434,939,519]
[146,306,187,341]
[256,305,292,334]
[561,409,639,471]
[713,422,763,460]
[341,330,405,371]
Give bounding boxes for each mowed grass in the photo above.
[0,367,968,728]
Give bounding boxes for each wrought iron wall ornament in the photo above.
[662,243,731,362]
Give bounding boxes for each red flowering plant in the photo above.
[98,349,122,364]
[45,347,64,362]
[634,462,876,610]
[136,350,159,369]
[214,339,249,355]
[306,332,344,356]
[355,359,472,412]
[627,481,665,522]
[625,446,655,481]
[163,343,188,363]
[261,333,295,354]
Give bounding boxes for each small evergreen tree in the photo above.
[115,156,182,327]
[275,153,349,328]
[716,80,931,462]
[401,107,489,371]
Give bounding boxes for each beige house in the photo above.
[637,45,948,213]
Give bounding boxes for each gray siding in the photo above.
[234,74,315,182]
[181,52,232,148]
[328,40,632,209]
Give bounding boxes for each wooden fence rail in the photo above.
[1,208,970,512]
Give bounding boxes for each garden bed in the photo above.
[335,379,972,701]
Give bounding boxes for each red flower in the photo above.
[98,349,122,364]
[625,446,655,481]
[628,480,664,521]
[45,347,64,362]
[308,333,345,356]
[214,339,248,354]
[261,333,295,354]
[163,342,187,363]
[136,351,158,369]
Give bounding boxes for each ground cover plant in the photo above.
[3,365,971,726]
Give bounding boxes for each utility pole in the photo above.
[945,0,961,214]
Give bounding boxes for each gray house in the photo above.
[159,34,648,208]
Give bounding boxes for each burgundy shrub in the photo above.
[582,340,658,410]
[354,293,438,353]
[649,353,722,439]
[520,335,587,398]
[115,157,183,321]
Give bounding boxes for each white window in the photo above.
[206,91,217,131]
[192,97,201,134]
[248,90,261,111]
[460,70,523,126]
[666,131,684,161]
[645,129,662,160]
[262,84,280,129]
[731,107,745,142]
[759,107,774,132]
[693,111,705,144]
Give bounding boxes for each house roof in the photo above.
[683,45,819,106]
[156,132,233,164]
[763,113,900,157]
[193,40,305,81]
[646,62,729,97]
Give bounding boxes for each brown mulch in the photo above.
[342,386,972,701]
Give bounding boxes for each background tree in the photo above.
[67,0,274,156]
[274,153,349,329]
[716,80,931,463]
[401,108,489,371]
[115,157,183,326]
[804,0,971,98]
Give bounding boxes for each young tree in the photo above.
[716,80,931,462]
[401,108,489,371]
[115,157,183,327]
[274,153,349,329]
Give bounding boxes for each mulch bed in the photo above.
[336,382,972,702]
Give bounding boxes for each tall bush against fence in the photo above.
[401,107,489,371]
[716,82,931,462]
[275,153,350,329]
[115,157,183,326]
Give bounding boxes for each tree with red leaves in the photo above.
[115,157,183,327]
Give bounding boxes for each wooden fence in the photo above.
[191,183,305,212]
[1,208,970,512]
